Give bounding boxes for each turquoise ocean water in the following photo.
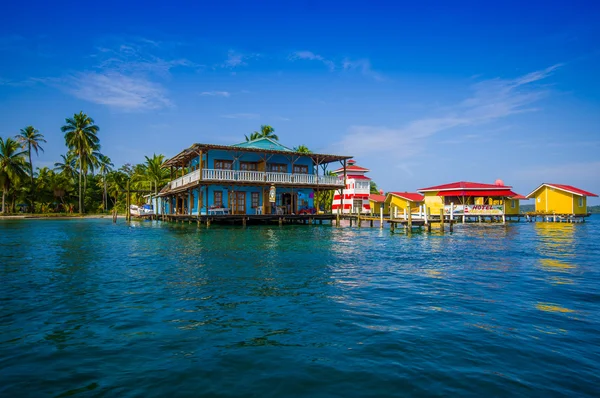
[1,217,599,397]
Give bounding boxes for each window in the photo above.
[511,200,516,209]
[240,162,258,171]
[214,191,223,207]
[293,165,308,174]
[251,192,260,208]
[214,160,233,170]
[579,197,583,207]
[268,163,287,173]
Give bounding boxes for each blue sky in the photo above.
[1,1,599,202]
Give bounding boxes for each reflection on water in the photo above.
[1,217,600,397]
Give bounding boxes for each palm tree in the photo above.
[97,154,114,212]
[245,125,278,141]
[294,145,312,153]
[61,112,100,214]
[0,137,28,214]
[54,152,78,181]
[16,126,46,212]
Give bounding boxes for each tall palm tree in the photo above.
[97,154,114,211]
[16,126,46,212]
[245,125,278,141]
[61,112,100,214]
[0,137,28,214]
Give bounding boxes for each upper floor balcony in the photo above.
[169,168,343,190]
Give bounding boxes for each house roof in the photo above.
[526,183,599,198]
[332,165,370,174]
[369,194,386,203]
[387,192,425,202]
[511,194,528,200]
[231,137,293,152]
[347,175,371,180]
[163,140,352,168]
[436,189,517,197]
[419,181,513,192]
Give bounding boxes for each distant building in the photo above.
[526,183,598,215]
[369,193,386,214]
[384,192,424,215]
[331,160,371,214]
[418,181,518,217]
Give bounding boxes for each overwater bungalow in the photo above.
[157,138,351,216]
[526,183,598,216]
[418,181,519,220]
[384,192,425,216]
[369,193,386,214]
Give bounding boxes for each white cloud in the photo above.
[289,51,335,71]
[220,113,260,119]
[220,50,258,68]
[342,58,384,81]
[337,64,562,158]
[67,72,172,111]
[200,91,230,97]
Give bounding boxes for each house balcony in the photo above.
[169,169,343,190]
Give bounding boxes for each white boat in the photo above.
[130,204,155,217]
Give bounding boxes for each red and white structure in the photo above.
[331,160,372,214]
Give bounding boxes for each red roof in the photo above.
[419,181,512,192]
[347,175,371,180]
[332,164,370,173]
[511,194,528,200]
[436,189,517,197]
[388,192,424,202]
[526,183,598,198]
[369,194,386,202]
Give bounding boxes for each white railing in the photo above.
[266,172,293,184]
[203,169,236,181]
[320,175,341,185]
[237,170,265,182]
[169,169,344,189]
[293,174,317,184]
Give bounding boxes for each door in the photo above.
[235,192,246,214]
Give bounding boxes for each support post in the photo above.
[403,208,407,220]
[407,206,412,229]
[450,202,454,221]
[440,209,445,232]
[380,207,383,228]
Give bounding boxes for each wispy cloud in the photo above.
[337,64,562,158]
[220,50,258,68]
[220,113,260,119]
[42,37,196,111]
[342,58,384,81]
[67,72,172,110]
[289,51,335,71]
[200,91,230,97]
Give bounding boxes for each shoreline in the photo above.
[0,214,126,220]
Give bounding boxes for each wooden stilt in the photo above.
[440,209,445,232]
[407,206,412,229]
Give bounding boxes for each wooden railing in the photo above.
[169,169,343,188]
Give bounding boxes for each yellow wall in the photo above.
[505,199,520,215]
[533,186,587,214]
[386,195,423,215]
[422,192,444,214]
[369,200,384,214]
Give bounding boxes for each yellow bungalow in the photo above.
[384,192,425,215]
[369,194,386,214]
[526,183,598,215]
[505,194,528,215]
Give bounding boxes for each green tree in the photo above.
[0,137,28,214]
[370,180,381,195]
[16,126,46,211]
[245,125,278,141]
[61,112,100,214]
[294,145,312,153]
[54,152,78,181]
[97,154,114,211]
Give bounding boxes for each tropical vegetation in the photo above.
[245,125,278,141]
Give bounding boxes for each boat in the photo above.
[130,204,155,218]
